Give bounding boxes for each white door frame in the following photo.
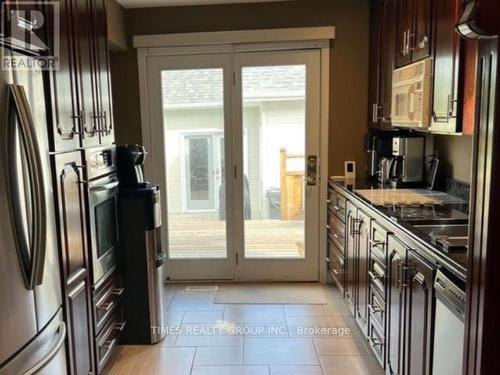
[137,36,331,283]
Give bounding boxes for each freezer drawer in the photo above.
[0,310,67,375]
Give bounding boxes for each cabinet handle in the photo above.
[371,337,383,347]
[432,95,458,123]
[417,35,429,50]
[401,31,408,55]
[112,287,124,296]
[369,239,385,248]
[372,103,383,123]
[72,110,95,135]
[369,271,384,281]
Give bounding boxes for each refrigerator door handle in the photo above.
[21,322,66,375]
[6,85,47,290]
[17,85,47,288]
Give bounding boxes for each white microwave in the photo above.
[391,58,433,128]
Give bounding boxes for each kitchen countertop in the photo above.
[330,178,469,280]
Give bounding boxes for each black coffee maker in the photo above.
[117,144,147,188]
[117,145,166,344]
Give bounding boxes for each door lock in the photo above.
[306,155,318,186]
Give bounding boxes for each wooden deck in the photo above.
[168,214,304,259]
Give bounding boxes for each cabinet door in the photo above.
[387,236,407,375]
[396,0,414,67]
[54,152,94,375]
[355,210,370,336]
[42,0,80,151]
[91,0,115,145]
[345,202,357,316]
[379,0,398,127]
[405,251,435,375]
[368,0,381,128]
[68,280,94,375]
[430,0,462,133]
[72,0,100,147]
[411,0,432,61]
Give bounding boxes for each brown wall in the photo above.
[434,135,474,183]
[110,0,370,175]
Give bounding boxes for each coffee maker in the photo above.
[366,132,393,180]
[117,145,166,344]
[389,136,425,188]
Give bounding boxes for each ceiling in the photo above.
[116,0,293,9]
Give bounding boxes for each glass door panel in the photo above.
[242,65,306,259]
[234,51,321,281]
[161,68,228,261]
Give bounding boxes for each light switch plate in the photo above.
[344,161,356,179]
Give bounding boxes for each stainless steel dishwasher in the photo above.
[432,269,466,375]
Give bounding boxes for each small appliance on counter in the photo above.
[366,132,394,181]
[117,145,166,344]
[389,136,425,188]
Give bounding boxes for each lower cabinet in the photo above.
[53,152,95,375]
[327,185,438,375]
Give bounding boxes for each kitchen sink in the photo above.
[412,224,469,238]
[411,223,469,252]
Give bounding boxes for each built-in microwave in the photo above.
[391,58,433,129]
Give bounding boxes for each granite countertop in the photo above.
[330,178,469,277]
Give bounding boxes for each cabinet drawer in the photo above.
[327,213,345,250]
[369,262,385,298]
[368,318,385,366]
[368,285,386,331]
[96,310,125,372]
[93,273,124,334]
[327,241,344,293]
[328,189,346,222]
[370,221,389,266]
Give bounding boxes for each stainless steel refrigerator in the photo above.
[0,46,67,374]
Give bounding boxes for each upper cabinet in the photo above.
[430,0,472,134]
[396,0,432,67]
[368,0,398,130]
[45,0,116,151]
[369,0,477,135]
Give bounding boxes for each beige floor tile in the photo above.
[194,347,244,365]
[320,355,384,375]
[314,338,371,356]
[175,333,244,347]
[286,316,355,339]
[270,365,324,375]
[108,346,195,375]
[168,292,223,311]
[323,301,352,317]
[284,305,327,317]
[224,305,286,323]
[244,338,319,365]
[191,365,269,375]
[183,310,225,324]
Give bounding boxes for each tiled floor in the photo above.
[108,283,384,375]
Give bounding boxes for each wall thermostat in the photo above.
[345,161,356,179]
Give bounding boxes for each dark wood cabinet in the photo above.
[397,0,414,67]
[396,0,432,67]
[72,0,101,148]
[355,210,371,334]
[387,235,407,375]
[405,250,435,375]
[91,0,115,145]
[369,0,397,129]
[412,0,433,62]
[430,0,463,133]
[45,0,80,151]
[53,152,94,375]
[345,201,357,315]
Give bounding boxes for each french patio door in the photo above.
[145,49,321,281]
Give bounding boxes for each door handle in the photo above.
[22,322,66,375]
[306,155,318,186]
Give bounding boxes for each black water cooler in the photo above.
[117,145,166,344]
